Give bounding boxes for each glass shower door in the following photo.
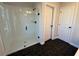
[19,8,38,44]
[0,5,39,54]
[12,7,39,50]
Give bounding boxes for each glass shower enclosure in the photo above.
[0,2,39,55]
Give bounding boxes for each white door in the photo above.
[45,5,54,41]
[58,5,75,42]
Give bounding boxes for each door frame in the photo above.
[46,4,55,40]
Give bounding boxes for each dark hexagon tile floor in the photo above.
[8,39,78,56]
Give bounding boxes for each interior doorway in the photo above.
[45,5,54,41]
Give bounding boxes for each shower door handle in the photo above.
[68,27,72,28]
[25,26,27,30]
[34,21,37,24]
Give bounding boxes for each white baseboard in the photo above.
[52,36,59,40]
[54,36,79,48]
[59,39,79,48]
[40,41,45,45]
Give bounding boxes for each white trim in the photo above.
[59,38,79,48]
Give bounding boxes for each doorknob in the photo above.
[69,27,72,28]
[51,25,53,27]
[25,26,27,30]
[34,21,37,24]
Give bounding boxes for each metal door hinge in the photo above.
[51,25,53,27]
[38,36,40,39]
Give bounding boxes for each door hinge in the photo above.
[51,25,53,27]
[38,36,40,39]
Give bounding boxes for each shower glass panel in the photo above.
[0,4,39,54]
[0,6,14,54]
[19,8,38,42]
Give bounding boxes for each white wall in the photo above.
[3,2,35,8]
[58,2,79,48]
[71,3,79,47]
[34,3,43,44]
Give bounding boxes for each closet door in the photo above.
[58,5,75,42]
